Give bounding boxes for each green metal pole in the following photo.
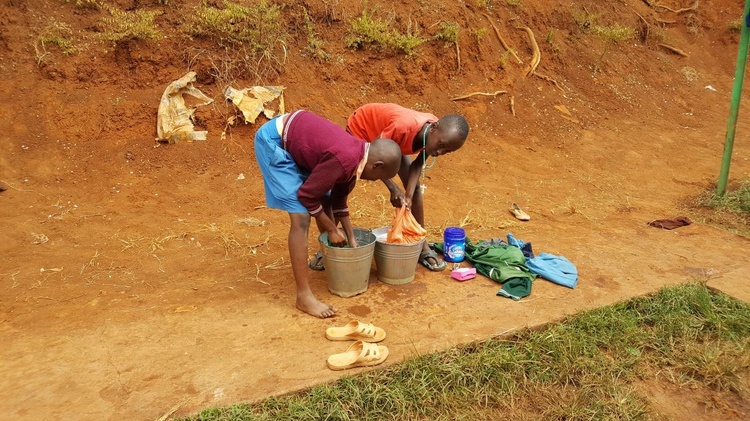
[717,0,750,196]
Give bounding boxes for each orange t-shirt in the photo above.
[347,103,438,156]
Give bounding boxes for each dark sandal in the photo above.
[419,249,447,272]
[308,250,325,271]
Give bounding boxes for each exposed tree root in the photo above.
[657,0,699,14]
[634,10,649,43]
[654,17,677,24]
[483,13,523,64]
[456,42,461,73]
[533,72,566,93]
[518,26,540,77]
[659,43,689,57]
[450,90,508,101]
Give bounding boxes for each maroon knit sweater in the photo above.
[282,110,366,217]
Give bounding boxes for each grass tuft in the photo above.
[188,0,288,80]
[592,23,636,44]
[64,0,103,9]
[301,7,330,62]
[690,182,750,236]
[35,19,77,61]
[98,7,162,46]
[189,0,286,50]
[435,21,460,43]
[703,182,750,214]
[346,9,426,55]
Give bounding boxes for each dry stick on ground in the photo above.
[517,26,540,77]
[533,72,566,92]
[455,41,461,72]
[509,95,516,116]
[656,0,700,14]
[450,90,507,101]
[654,17,677,24]
[659,43,689,57]
[634,10,649,43]
[483,13,523,64]
[516,25,564,91]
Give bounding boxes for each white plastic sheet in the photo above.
[156,72,213,143]
[224,86,285,124]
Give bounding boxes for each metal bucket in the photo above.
[372,227,424,285]
[318,228,376,298]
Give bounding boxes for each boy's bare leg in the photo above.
[289,213,336,318]
[310,198,334,267]
[410,185,435,261]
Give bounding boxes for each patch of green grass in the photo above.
[189,0,286,49]
[37,20,77,55]
[590,22,635,75]
[346,9,426,55]
[705,182,750,214]
[64,0,103,9]
[301,7,329,62]
[592,23,635,44]
[177,283,750,420]
[545,29,561,54]
[690,182,750,237]
[573,9,600,31]
[506,0,522,7]
[435,21,459,43]
[728,19,744,32]
[188,0,288,80]
[475,0,494,9]
[98,7,161,46]
[472,27,488,44]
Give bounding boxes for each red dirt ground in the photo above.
[1,0,750,419]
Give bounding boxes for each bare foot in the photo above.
[296,293,337,318]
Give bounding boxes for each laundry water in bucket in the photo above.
[318,228,376,298]
[443,227,466,263]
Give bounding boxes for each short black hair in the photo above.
[439,114,470,141]
[440,114,469,139]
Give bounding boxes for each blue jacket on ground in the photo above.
[526,253,578,289]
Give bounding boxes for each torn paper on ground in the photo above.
[156,72,214,144]
[224,86,285,124]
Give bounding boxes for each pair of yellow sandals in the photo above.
[326,320,389,371]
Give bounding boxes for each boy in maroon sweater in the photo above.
[255,110,401,318]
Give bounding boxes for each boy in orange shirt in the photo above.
[310,103,470,272]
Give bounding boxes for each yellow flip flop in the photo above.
[326,340,389,371]
[325,320,386,343]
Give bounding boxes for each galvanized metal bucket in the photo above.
[318,228,376,298]
[372,227,424,285]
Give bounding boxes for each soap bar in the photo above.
[451,267,476,282]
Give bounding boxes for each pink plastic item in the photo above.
[451,267,476,282]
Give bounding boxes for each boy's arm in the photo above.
[373,132,407,207]
[382,178,406,207]
[315,212,346,246]
[298,156,349,246]
[336,215,359,248]
[404,151,425,203]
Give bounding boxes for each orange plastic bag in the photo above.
[386,206,427,244]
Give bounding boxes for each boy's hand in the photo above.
[328,228,348,247]
[390,188,407,208]
[347,237,359,248]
